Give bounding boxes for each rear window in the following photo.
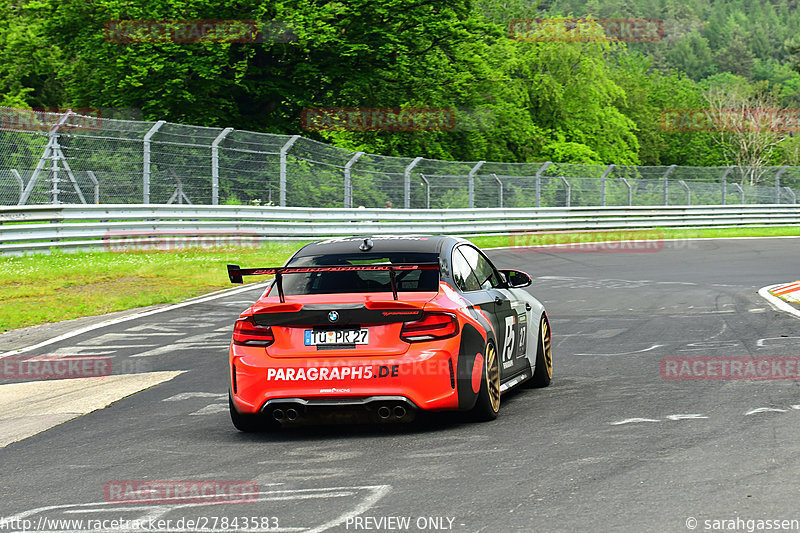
[281,253,440,295]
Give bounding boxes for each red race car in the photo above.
[227,235,551,431]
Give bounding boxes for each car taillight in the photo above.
[400,312,459,342]
[232,317,274,347]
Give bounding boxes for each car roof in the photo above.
[293,235,463,257]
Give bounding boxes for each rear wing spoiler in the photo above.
[226,263,440,302]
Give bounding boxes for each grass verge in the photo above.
[0,242,307,333]
[2,226,798,333]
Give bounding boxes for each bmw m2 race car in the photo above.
[226,235,552,431]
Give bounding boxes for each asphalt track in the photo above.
[1,237,800,533]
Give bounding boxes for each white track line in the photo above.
[758,284,800,320]
[0,282,268,358]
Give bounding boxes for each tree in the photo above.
[704,78,789,184]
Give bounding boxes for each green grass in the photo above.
[0,242,308,333]
[2,226,798,333]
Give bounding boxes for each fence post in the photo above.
[535,161,552,208]
[619,177,632,206]
[86,171,99,204]
[732,182,744,204]
[403,157,424,209]
[678,180,691,205]
[19,110,74,206]
[211,127,233,205]
[600,164,615,206]
[775,166,788,204]
[10,169,24,205]
[491,173,503,208]
[279,135,300,207]
[419,173,430,209]
[142,120,165,204]
[468,161,485,209]
[557,177,571,207]
[663,164,676,206]
[344,151,364,208]
[721,166,733,205]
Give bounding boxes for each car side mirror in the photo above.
[500,269,532,288]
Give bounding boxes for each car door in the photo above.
[452,245,526,379]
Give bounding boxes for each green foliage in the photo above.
[2,0,800,169]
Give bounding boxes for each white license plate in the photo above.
[304,329,369,346]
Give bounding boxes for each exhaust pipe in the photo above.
[272,408,285,421]
[377,406,391,419]
[286,408,299,421]
[393,405,407,419]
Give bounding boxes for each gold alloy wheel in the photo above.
[541,316,553,378]
[486,343,501,412]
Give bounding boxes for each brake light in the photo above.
[400,312,459,342]
[233,317,274,347]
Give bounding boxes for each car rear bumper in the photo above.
[262,395,418,424]
[229,340,462,415]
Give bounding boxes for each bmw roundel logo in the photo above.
[328,311,339,323]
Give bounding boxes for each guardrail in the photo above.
[2,204,799,254]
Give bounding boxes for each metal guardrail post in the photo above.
[732,182,744,204]
[678,179,691,205]
[535,161,552,208]
[211,127,234,205]
[468,161,485,209]
[10,170,23,205]
[279,135,300,207]
[600,164,615,206]
[663,164,676,206]
[419,173,430,209]
[721,166,733,205]
[619,177,632,206]
[557,177,571,207]
[142,120,165,204]
[491,173,503,208]
[343,152,364,208]
[775,166,788,204]
[86,171,99,204]
[404,157,423,209]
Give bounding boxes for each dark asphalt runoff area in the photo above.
[1,237,799,533]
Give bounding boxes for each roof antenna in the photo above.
[359,238,373,251]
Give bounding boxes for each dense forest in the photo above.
[1,0,800,167]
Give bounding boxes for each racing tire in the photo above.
[471,342,501,421]
[528,313,552,388]
[229,392,270,433]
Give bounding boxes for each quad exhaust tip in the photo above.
[286,408,299,421]
[377,406,392,419]
[272,408,285,421]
